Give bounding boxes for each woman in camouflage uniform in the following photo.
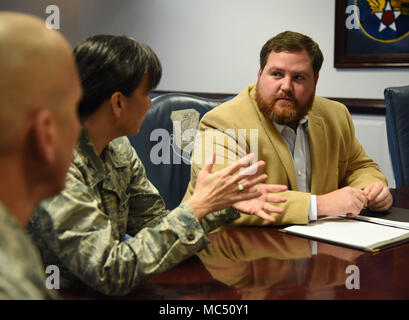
[28,35,287,296]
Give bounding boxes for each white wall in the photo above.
[0,0,400,186]
[75,0,409,98]
[74,0,402,186]
[352,115,395,188]
[0,0,80,45]
[1,0,407,97]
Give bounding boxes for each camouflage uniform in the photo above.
[28,129,239,296]
[0,203,58,299]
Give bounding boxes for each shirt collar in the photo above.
[74,129,105,187]
[273,114,309,134]
[76,128,129,169]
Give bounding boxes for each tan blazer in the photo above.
[183,84,387,226]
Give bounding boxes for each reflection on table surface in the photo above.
[63,187,409,300]
[197,227,365,300]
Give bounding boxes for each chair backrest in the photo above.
[384,85,409,187]
[128,93,233,209]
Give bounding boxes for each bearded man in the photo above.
[183,31,392,226]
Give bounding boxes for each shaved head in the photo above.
[0,12,81,154]
[0,14,82,296]
[0,12,82,225]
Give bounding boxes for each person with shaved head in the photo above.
[0,12,82,299]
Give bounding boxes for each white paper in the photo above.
[353,215,409,230]
[284,217,409,250]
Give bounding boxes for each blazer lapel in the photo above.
[308,112,329,195]
[251,103,298,190]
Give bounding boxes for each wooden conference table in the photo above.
[63,186,409,300]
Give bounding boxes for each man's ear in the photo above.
[110,92,125,118]
[31,109,57,165]
[257,67,262,80]
[315,72,319,85]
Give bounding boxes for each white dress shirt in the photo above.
[273,116,318,221]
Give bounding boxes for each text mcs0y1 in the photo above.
[159,304,249,318]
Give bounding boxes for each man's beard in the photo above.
[256,84,315,127]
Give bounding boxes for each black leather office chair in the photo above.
[128,93,233,209]
[384,85,409,187]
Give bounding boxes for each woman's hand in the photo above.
[233,183,287,223]
[188,153,286,223]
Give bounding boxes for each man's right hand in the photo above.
[316,187,368,218]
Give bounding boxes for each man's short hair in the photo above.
[259,31,323,76]
[73,35,162,118]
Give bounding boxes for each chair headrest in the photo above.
[384,85,409,102]
[128,93,233,209]
[384,85,409,188]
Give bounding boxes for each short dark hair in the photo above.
[259,31,323,76]
[73,35,162,118]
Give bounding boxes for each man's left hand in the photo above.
[363,182,393,211]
